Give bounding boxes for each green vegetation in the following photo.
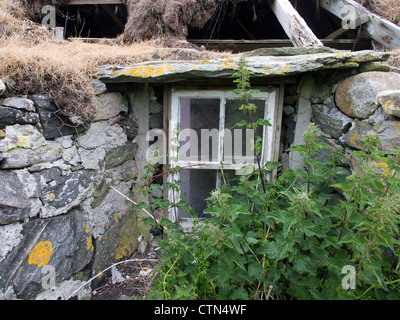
[137,57,400,300]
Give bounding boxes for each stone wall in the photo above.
[0,83,149,300]
[1,58,400,300]
[280,69,400,172]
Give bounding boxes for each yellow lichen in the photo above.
[28,241,53,267]
[221,58,237,69]
[48,193,55,202]
[114,212,122,224]
[87,235,94,252]
[261,63,290,75]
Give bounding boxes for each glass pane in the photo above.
[179,169,216,218]
[180,98,220,162]
[224,99,265,165]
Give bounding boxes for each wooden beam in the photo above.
[316,0,400,49]
[66,0,123,5]
[267,0,323,47]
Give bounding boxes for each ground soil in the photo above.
[90,237,160,300]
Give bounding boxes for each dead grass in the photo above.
[387,49,400,68]
[0,1,231,123]
[369,0,400,25]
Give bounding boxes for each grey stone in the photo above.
[149,99,163,114]
[104,142,138,170]
[335,72,400,119]
[93,92,128,121]
[342,120,374,150]
[40,170,94,218]
[118,114,139,141]
[0,223,24,261]
[100,51,390,84]
[377,90,400,117]
[0,105,40,126]
[311,101,352,139]
[91,79,108,95]
[76,122,127,151]
[0,211,93,300]
[78,147,105,171]
[1,97,35,112]
[30,94,86,140]
[149,113,163,129]
[283,106,295,117]
[373,121,400,152]
[0,171,31,225]
[0,140,63,169]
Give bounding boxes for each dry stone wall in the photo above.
[0,86,146,300]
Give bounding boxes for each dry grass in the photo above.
[0,1,231,123]
[387,49,400,68]
[369,0,400,25]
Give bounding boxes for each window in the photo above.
[168,87,281,226]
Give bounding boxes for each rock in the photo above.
[93,92,128,121]
[377,90,400,117]
[91,173,113,209]
[90,208,140,279]
[91,79,108,95]
[0,223,23,261]
[149,113,163,129]
[0,211,93,300]
[1,141,63,169]
[104,142,138,169]
[0,171,31,225]
[100,51,390,84]
[149,99,163,114]
[117,114,139,141]
[0,79,6,96]
[76,121,127,150]
[78,147,105,171]
[30,95,86,140]
[373,121,400,152]
[35,278,91,300]
[1,97,35,112]
[40,170,94,218]
[0,105,40,126]
[342,120,374,150]
[335,72,400,119]
[311,98,353,139]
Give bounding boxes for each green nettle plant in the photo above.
[141,57,400,300]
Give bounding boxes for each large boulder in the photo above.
[335,72,400,119]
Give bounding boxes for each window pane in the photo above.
[180,98,220,162]
[179,169,216,218]
[224,99,265,164]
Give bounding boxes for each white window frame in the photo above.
[167,87,281,225]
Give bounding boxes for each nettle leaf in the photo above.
[245,231,259,245]
[282,211,300,237]
[300,219,324,238]
[265,234,295,261]
[293,255,315,275]
[248,262,264,281]
[232,287,250,300]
